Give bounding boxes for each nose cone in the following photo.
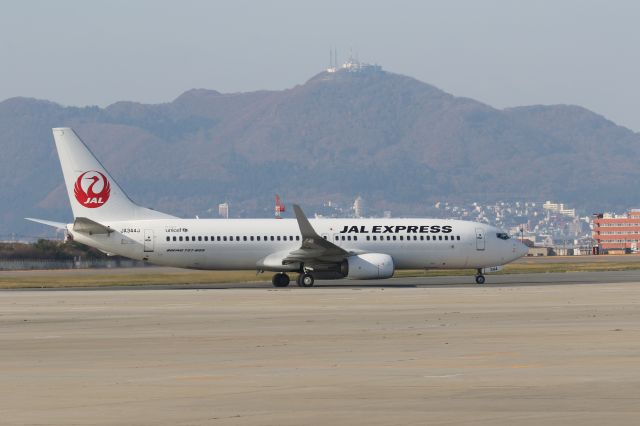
[514,241,529,259]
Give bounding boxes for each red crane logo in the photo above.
[74,171,111,208]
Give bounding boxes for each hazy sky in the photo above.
[2,0,640,130]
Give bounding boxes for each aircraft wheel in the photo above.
[475,275,485,284]
[272,273,290,287]
[299,273,314,287]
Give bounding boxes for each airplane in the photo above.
[27,128,529,287]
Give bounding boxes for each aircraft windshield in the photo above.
[496,232,510,240]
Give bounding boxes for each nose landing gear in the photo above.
[475,269,485,284]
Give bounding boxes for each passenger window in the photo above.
[270,236,274,241]
[296,236,300,241]
[366,236,370,241]
[373,236,377,241]
[426,236,430,241]
[179,236,183,241]
[243,236,247,241]
[347,236,351,241]
[439,235,443,241]
[420,235,424,241]
[335,236,339,240]
[457,236,460,241]
[173,236,177,241]
[204,236,208,242]
[277,236,281,241]
[236,236,240,241]
[250,236,254,241]
[341,236,345,241]
[399,236,404,241]
[387,236,391,241]
[257,236,261,241]
[198,236,202,242]
[166,236,170,242]
[223,236,227,241]
[444,236,448,241]
[217,236,221,241]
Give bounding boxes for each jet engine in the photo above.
[341,253,394,280]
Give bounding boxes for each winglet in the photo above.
[293,204,320,238]
[286,204,348,260]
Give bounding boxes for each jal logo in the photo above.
[74,171,111,208]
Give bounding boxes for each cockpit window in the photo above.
[496,232,510,240]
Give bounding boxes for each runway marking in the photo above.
[423,374,463,378]
[175,375,230,381]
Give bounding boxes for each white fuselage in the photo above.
[68,217,527,271]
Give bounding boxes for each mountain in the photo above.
[1,68,639,238]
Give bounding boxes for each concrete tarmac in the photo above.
[1,271,640,425]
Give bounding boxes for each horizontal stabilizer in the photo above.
[25,218,67,229]
[73,217,113,235]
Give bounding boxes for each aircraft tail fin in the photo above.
[52,128,174,222]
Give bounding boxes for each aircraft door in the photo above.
[144,229,154,252]
[475,228,485,251]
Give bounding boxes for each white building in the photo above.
[353,196,365,218]
[218,202,229,219]
[543,201,576,218]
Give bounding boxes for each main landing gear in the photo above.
[475,268,485,284]
[296,273,315,287]
[272,273,290,287]
[271,272,315,287]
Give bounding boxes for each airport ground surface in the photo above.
[2,270,640,425]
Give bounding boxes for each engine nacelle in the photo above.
[342,253,394,280]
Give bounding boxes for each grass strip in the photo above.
[1,260,639,289]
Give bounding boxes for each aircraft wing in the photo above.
[281,205,349,264]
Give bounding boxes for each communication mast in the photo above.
[275,195,285,219]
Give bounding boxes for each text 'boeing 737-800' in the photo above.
[27,128,528,287]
